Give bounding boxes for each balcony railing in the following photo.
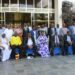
[2,7,9,12]
[0,5,54,13]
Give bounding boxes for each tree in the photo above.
[62,1,73,25]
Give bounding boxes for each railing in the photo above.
[2,7,9,12]
[0,6,54,13]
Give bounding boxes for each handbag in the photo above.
[53,47,60,55]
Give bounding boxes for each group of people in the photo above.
[0,22,75,61]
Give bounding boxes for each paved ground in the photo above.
[0,56,75,75]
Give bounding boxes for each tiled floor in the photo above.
[0,56,75,75]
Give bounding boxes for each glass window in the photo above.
[49,0,52,8]
[11,0,17,4]
[42,0,48,8]
[5,13,14,24]
[41,0,52,8]
[0,13,1,20]
[0,13,4,25]
[32,13,48,26]
[22,13,31,23]
[2,0,9,7]
[19,0,26,7]
[0,13,4,20]
[49,13,55,27]
[0,0,1,6]
[10,0,18,7]
[35,0,41,8]
[52,0,54,9]
[0,21,4,24]
[19,0,25,4]
[27,0,33,8]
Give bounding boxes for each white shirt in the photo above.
[60,28,69,36]
[51,28,55,36]
[55,35,60,44]
[67,35,71,42]
[28,26,32,31]
[27,38,33,46]
[73,26,75,34]
[56,28,60,35]
[44,27,48,34]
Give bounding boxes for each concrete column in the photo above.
[55,0,62,28]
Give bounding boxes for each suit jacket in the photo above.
[23,36,35,48]
[64,34,72,46]
[51,35,61,47]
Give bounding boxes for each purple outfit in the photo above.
[37,35,50,57]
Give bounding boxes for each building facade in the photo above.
[0,0,62,27]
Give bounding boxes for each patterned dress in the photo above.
[37,35,50,57]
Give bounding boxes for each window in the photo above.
[0,13,1,20]
[2,0,9,7]
[49,13,55,26]
[0,13,4,24]
[10,0,18,7]
[49,0,52,8]
[52,0,54,9]
[19,0,26,7]
[32,13,48,26]
[5,13,14,24]
[0,13,4,20]
[0,0,1,6]
[19,0,25,4]
[11,0,17,4]
[27,0,33,8]
[35,0,41,8]
[42,0,48,8]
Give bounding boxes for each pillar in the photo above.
[55,0,62,28]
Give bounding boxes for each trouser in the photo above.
[26,48,34,56]
[72,34,75,54]
[10,45,21,59]
[0,49,2,61]
[72,44,75,55]
[64,45,68,55]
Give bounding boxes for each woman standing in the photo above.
[37,30,50,57]
[4,24,14,42]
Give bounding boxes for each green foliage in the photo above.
[62,1,73,25]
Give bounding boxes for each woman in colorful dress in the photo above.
[37,30,50,57]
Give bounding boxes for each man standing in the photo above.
[72,22,75,54]
[4,24,14,41]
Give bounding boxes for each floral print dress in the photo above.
[37,35,50,57]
